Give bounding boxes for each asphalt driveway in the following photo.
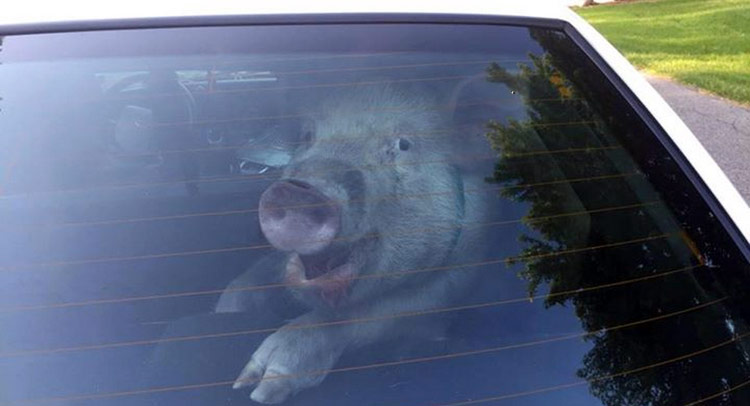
[646,74,750,203]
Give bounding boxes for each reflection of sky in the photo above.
[0,24,610,406]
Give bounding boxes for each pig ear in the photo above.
[448,164,466,222]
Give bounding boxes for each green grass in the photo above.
[577,0,750,105]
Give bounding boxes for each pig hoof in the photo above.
[236,322,340,403]
[232,358,263,389]
[251,371,294,404]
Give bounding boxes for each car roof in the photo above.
[0,0,572,27]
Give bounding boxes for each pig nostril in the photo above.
[308,207,332,224]
[266,208,286,221]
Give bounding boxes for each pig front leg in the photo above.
[215,251,307,324]
[233,275,462,404]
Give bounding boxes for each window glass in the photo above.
[1,24,749,406]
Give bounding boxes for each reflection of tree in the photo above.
[484,29,750,405]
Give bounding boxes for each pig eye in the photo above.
[299,119,316,146]
[397,138,411,151]
[303,128,314,141]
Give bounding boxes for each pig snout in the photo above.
[259,180,341,255]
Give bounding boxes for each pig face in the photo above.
[258,86,467,308]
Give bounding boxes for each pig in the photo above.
[215,83,496,404]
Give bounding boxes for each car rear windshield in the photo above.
[1,22,749,406]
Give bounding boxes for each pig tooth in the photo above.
[286,253,306,282]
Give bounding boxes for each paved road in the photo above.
[645,74,750,203]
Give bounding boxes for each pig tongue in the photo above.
[319,263,355,306]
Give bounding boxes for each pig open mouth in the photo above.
[284,242,370,306]
[295,244,354,280]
